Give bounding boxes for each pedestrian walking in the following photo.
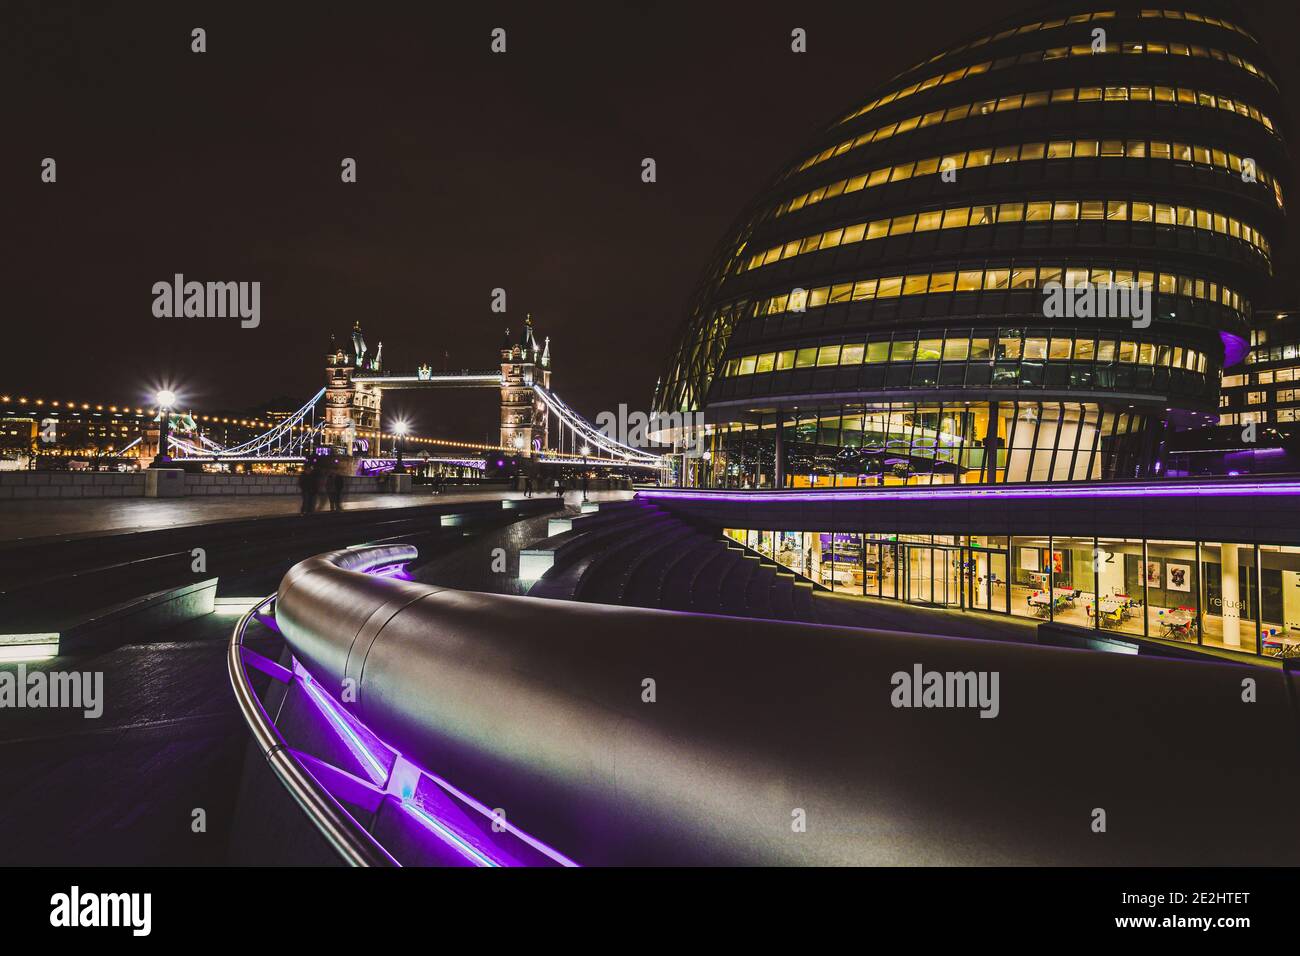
[299,461,320,514]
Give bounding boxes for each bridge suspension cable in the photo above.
[157,379,658,468]
[213,388,324,456]
[531,384,661,464]
[168,388,325,460]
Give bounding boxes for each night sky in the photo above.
[7,1,1299,444]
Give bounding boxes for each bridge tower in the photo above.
[499,315,550,456]
[324,321,383,454]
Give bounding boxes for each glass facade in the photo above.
[741,197,1271,273]
[791,82,1276,180]
[837,29,1273,127]
[1165,310,1300,478]
[773,138,1285,222]
[1219,311,1300,425]
[654,3,1286,489]
[698,401,1146,487]
[726,526,1300,659]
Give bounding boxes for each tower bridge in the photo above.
[160,315,662,473]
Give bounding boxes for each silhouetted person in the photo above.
[328,471,346,512]
[299,462,320,514]
[433,473,442,495]
[581,472,589,502]
[554,478,563,497]
[524,474,533,498]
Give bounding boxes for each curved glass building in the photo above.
[654,2,1287,487]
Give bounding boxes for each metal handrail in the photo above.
[227,593,398,867]
[269,538,1300,865]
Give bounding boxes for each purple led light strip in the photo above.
[291,655,579,868]
[366,563,412,579]
[639,479,1300,505]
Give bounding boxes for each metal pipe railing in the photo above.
[227,592,398,867]
[271,543,1300,866]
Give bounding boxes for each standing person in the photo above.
[524,474,533,498]
[299,460,319,514]
[581,471,589,503]
[328,469,345,512]
[433,472,442,496]
[315,460,329,512]
[554,477,562,498]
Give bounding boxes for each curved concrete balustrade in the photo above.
[275,545,1300,866]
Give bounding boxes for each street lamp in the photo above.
[392,420,409,472]
[152,389,176,467]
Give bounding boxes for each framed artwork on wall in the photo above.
[1166,562,1191,592]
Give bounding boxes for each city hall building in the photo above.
[654,2,1287,489]
[645,3,1299,660]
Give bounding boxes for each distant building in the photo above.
[1166,307,1300,475]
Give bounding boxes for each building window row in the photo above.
[699,401,1144,486]
[1218,411,1275,424]
[725,528,1297,660]
[773,138,1284,221]
[1247,344,1300,364]
[1219,410,1300,424]
[723,333,1209,378]
[840,37,1273,128]
[1248,368,1300,384]
[1221,388,1300,410]
[751,264,1248,318]
[1137,7,1255,38]
[717,355,1212,405]
[743,197,1271,274]
[794,84,1276,177]
[887,8,1257,93]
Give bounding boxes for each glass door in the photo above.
[964,547,985,610]
[964,544,1009,612]
[934,545,962,607]
[903,543,963,607]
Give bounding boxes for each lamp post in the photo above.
[152,389,176,467]
[512,434,526,489]
[392,420,409,473]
